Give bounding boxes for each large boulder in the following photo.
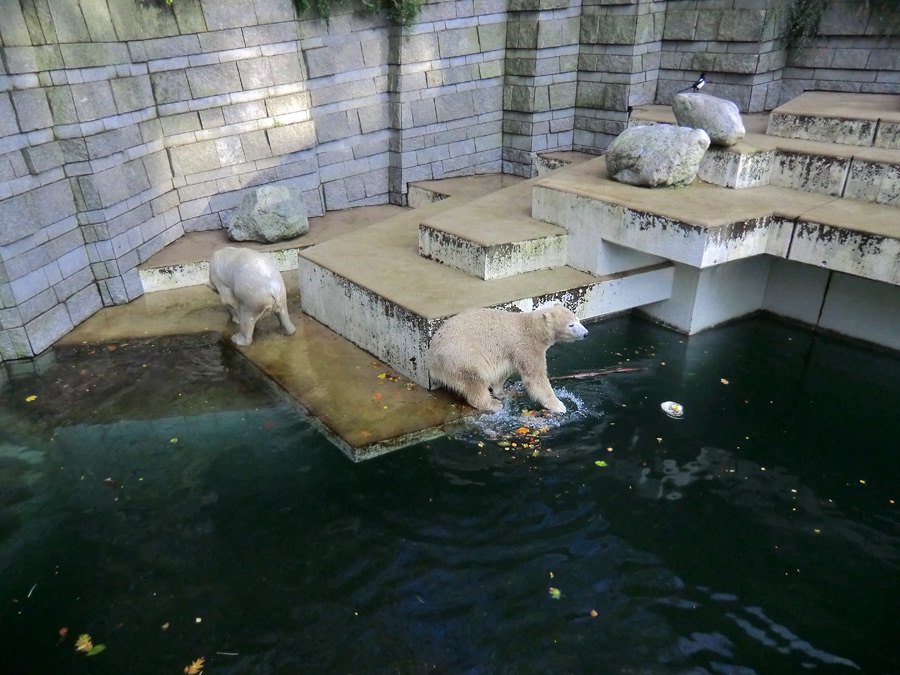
[227,184,309,243]
[605,124,710,188]
[672,92,746,146]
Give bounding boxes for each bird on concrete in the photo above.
[678,72,706,93]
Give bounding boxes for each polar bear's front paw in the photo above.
[484,399,504,413]
[545,398,566,414]
[231,333,252,347]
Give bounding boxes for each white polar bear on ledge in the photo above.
[427,304,588,414]
[208,247,296,346]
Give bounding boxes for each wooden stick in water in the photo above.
[551,366,646,380]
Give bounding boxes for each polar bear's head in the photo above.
[542,304,588,343]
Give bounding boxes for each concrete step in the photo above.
[766,91,900,149]
[298,194,674,389]
[629,103,900,207]
[533,155,900,286]
[418,177,568,280]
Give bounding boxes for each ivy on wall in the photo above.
[785,0,900,51]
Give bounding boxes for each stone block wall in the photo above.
[780,1,900,103]
[657,0,789,113]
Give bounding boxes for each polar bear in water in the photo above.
[427,304,588,413]
[208,247,296,346]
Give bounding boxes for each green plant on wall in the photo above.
[785,0,900,51]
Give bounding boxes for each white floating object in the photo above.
[661,401,684,419]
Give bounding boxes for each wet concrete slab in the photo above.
[57,276,476,461]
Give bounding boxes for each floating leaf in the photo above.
[59,627,68,638]
[377,373,387,379]
[595,460,608,467]
[170,438,178,444]
[590,609,598,617]
[372,394,382,400]
[185,657,205,674]
[720,378,729,385]
[75,634,93,653]
[25,395,37,402]
[548,587,561,600]
[161,622,170,631]
[515,427,530,435]
[86,644,106,656]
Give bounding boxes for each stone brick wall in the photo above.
[780,1,900,103]
[0,0,897,369]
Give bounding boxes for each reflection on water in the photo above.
[1,317,899,674]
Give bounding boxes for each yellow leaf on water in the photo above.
[595,460,608,467]
[74,634,93,653]
[549,587,561,600]
[721,378,729,385]
[377,373,387,379]
[25,395,37,402]
[590,609,598,617]
[184,657,205,675]
[170,438,178,444]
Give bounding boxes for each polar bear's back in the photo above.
[428,308,537,387]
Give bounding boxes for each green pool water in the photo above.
[1,315,898,674]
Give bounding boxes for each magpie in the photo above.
[678,72,706,93]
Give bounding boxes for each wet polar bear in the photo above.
[208,247,296,346]
[428,304,588,413]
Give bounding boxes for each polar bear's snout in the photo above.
[568,319,588,341]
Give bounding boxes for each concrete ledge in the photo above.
[767,92,900,147]
[533,156,900,285]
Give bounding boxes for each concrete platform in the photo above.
[57,280,475,461]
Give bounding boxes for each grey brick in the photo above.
[439,27,481,58]
[398,33,438,63]
[111,75,155,113]
[242,21,298,47]
[107,0,179,40]
[85,124,144,160]
[204,0,257,30]
[61,42,130,68]
[187,62,242,98]
[161,111,202,135]
[181,213,223,232]
[199,28,246,52]
[0,2,31,47]
[237,57,275,90]
[215,136,245,166]
[253,0,295,24]
[240,130,272,160]
[315,110,361,143]
[0,327,31,360]
[265,92,310,116]
[169,140,222,176]
[22,142,65,174]
[0,307,23,330]
[32,180,76,226]
[150,70,192,105]
[358,103,390,133]
[0,194,41,246]
[80,0,117,42]
[305,42,364,79]
[0,94,19,136]
[122,157,151,195]
[10,267,50,304]
[19,287,58,324]
[223,99,267,124]
[45,85,79,125]
[435,91,476,122]
[143,151,173,185]
[172,0,207,34]
[71,81,117,122]
[65,281,102,324]
[53,265,92,303]
[268,52,306,85]
[25,302,73,353]
[199,108,226,128]
[266,121,316,154]
[11,89,53,132]
[48,0,90,41]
